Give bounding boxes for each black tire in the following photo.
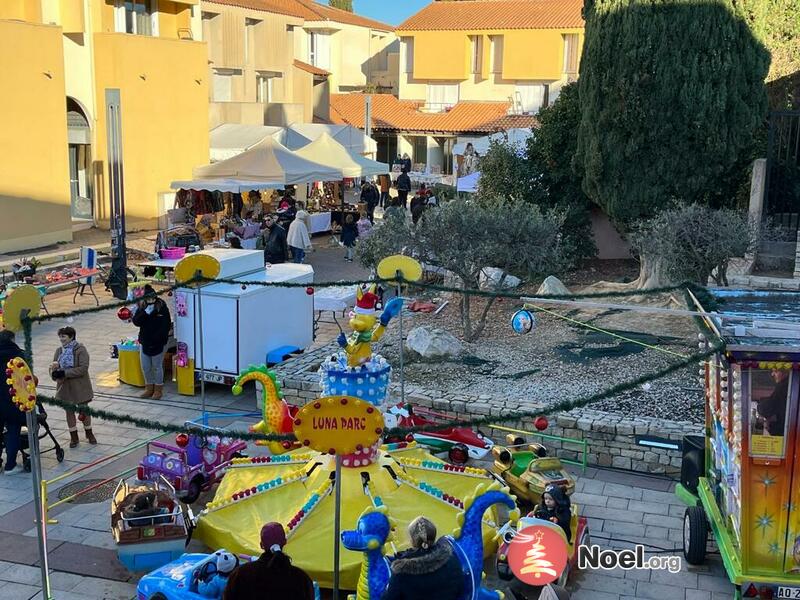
[181,477,203,505]
[448,443,469,465]
[150,594,168,600]
[683,505,708,565]
[56,447,65,463]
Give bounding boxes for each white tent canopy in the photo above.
[294,132,389,178]
[456,171,481,193]
[453,128,534,156]
[179,136,343,188]
[209,124,284,162]
[169,178,284,193]
[282,124,377,155]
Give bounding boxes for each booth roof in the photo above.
[294,132,389,178]
[708,289,800,350]
[456,171,481,193]
[193,136,344,185]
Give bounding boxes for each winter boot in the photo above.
[69,429,80,448]
[151,385,163,400]
[140,384,154,398]
[85,428,97,445]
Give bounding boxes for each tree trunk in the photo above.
[633,254,671,289]
[460,280,472,340]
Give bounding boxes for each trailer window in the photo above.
[749,369,791,457]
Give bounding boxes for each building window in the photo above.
[515,83,549,114]
[245,18,261,64]
[115,0,158,36]
[563,33,579,74]
[403,37,414,74]
[425,83,459,111]
[470,35,483,75]
[308,31,330,70]
[412,137,427,167]
[212,69,237,102]
[256,74,272,103]
[489,35,503,74]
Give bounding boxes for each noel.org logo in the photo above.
[507,525,569,585]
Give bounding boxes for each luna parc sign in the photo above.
[293,396,385,455]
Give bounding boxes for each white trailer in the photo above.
[173,250,313,385]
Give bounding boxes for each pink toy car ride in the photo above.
[138,421,246,504]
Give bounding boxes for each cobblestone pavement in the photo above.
[0,279,734,599]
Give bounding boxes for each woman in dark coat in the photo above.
[534,484,572,542]
[382,516,464,600]
[223,522,314,600]
[49,326,95,448]
[132,285,172,400]
[0,330,27,473]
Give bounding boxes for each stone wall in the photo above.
[275,343,703,476]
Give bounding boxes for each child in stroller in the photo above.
[0,401,65,472]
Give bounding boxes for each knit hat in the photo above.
[354,290,379,315]
[260,522,287,552]
[216,551,237,574]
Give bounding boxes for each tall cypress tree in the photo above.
[575,0,771,226]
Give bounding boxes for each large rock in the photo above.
[536,275,571,296]
[479,267,521,290]
[405,326,463,360]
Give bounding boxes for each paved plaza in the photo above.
[0,244,735,599]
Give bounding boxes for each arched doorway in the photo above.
[66,97,93,225]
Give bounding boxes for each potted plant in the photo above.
[12,257,41,282]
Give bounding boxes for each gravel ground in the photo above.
[374,279,706,424]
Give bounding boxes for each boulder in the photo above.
[479,267,521,290]
[536,275,571,296]
[405,326,463,361]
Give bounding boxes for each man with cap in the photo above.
[223,522,315,600]
[198,551,238,598]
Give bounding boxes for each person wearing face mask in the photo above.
[49,326,95,448]
[132,285,172,400]
[257,216,288,265]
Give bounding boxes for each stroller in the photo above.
[0,402,64,471]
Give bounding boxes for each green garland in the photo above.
[37,394,293,442]
[36,343,722,441]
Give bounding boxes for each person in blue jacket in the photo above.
[199,551,238,598]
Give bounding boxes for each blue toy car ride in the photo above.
[136,552,321,600]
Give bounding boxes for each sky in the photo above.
[324,0,431,26]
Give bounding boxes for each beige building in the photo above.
[396,0,583,114]
[201,0,397,130]
[0,0,209,253]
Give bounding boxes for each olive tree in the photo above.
[630,205,758,286]
[358,198,565,340]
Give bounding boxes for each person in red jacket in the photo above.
[223,522,315,600]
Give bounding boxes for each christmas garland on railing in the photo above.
[36,342,722,441]
[36,393,294,442]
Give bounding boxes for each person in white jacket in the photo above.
[287,204,313,263]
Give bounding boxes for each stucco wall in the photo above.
[399,29,581,102]
[92,33,209,225]
[0,19,72,253]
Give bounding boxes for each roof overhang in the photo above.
[303,20,341,32]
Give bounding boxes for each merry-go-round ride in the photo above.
[678,289,800,600]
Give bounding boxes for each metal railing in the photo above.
[490,423,588,472]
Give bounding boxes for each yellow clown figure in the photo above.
[337,286,402,368]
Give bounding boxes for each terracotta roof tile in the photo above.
[396,0,583,32]
[205,0,393,30]
[294,0,393,31]
[293,59,329,75]
[330,93,536,134]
